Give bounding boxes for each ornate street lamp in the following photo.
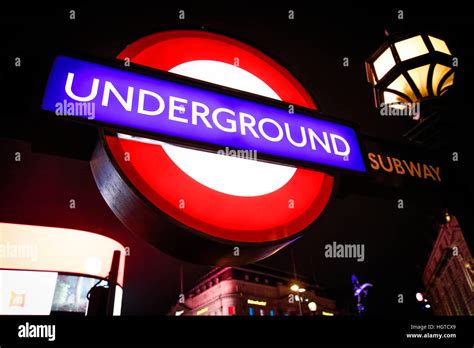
[365,33,455,119]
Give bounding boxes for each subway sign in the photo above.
[368,152,442,182]
[42,56,366,173]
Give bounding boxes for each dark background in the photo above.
[1,2,473,316]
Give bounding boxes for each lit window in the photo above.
[244,274,249,281]
[264,278,269,284]
[269,309,275,316]
[249,307,254,316]
[259,309,265,316]
[255,276,259,282]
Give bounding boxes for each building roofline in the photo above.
[186,263,324,296]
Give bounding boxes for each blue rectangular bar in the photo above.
[42,56,366,172]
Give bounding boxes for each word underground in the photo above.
[42,56,366,172]
[61,73,350,155]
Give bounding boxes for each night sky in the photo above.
[1,2,473,316]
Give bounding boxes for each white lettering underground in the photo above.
[64,72,351,157]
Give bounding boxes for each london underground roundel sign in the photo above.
[90,30,334,265]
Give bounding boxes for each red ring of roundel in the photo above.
[105,30,334,243]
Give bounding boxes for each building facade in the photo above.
[170,265,338,316]
[422,216,474,315]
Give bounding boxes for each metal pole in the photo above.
[106,250,121,316]
[298,295,303,316]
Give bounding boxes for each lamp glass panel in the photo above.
[429,36,451,55]
[373,47,396,80]
[407,64,430,97]
[432,64,452,96]
[387,74,416,101]
[440,72,455,93]
[383,91,409,108]
[394,36,429,61]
